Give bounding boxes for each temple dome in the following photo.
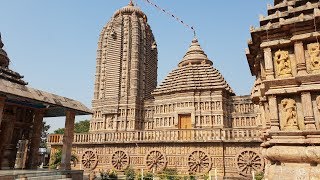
[0,33,10,68]
[178,38,212,67]
[113,1,146,19]
[153,39,234,96]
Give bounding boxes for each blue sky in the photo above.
[0,0,273,132]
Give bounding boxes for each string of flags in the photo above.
[141,0,196,37]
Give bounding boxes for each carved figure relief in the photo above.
[316,96,320,110]
[307,43,320,73]
[236,149,264,177]
[274,50,292,77]
[280,98,299,130]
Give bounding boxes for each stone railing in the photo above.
[47,128,261,145]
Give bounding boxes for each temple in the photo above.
[247,0,320,178]
[46,0,320,179]
[48,2,263,178]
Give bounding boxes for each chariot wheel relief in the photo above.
[112,151,129,171]
[188,150,211,173]
[236,149,264,177]
[81,150,98,170]
[145,150,167,172]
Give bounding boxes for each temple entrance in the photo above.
[178,114,192,140]
[178,114,192,129]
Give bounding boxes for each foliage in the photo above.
[53,120,90,134]
[160,168,180,180]
[124,166,136,180]
[74,120,90,133]
[100,169,118,180]
[53,128,65,134]
[49,149,78,169]
[40,121,50,148]
[138,172,154,180]
[255,171,264,180]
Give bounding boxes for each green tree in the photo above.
[53,128,64,134]
[74,120,90,133]
[40,121,50,148]
[49,149,78,169]
[53,120,90,134]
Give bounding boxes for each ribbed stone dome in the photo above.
[113,1,146,19]
[178,38,212,67]
[153,39,234,96]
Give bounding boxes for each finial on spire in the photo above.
[0,32,4,48]
[129,0,134,6]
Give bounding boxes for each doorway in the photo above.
[178,114,192,129]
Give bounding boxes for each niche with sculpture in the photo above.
[280,98,299,131]
[274,50,293,77]
[307,43,320,73]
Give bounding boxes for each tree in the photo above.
[53,120,90,134]
[49,148,78,169]
[40,121,50,148]
[53,128,64,134]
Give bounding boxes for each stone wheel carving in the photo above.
[81,150,98,170]
[146,150,167,172]
[188,150,211,173]
[236,149,264,177]
[112,151,129,171]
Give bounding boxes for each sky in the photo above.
[0,0,273,132]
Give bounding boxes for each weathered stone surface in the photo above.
[247,0,320,179]
[48,2,262,179]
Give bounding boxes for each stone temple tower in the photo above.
[90,2,158,132]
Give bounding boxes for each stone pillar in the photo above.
[0,96,6,130]
[26,109,45,169]
[268,95,280,131]
[294,41,307,75]
[0,97,5,168]
[264,48,274,80]
[60,110,75,170]
[301,92,316,130]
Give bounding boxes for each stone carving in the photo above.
[81,150,98,170]
[188,150,211,173]
[236,149,264,177]
[307,43,320,73]
[316,96,320,110]
[145,150,167,172]
[280,98,299,130]
[111,150,129,170]
[274,50,292,77]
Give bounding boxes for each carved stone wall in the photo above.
[246,0,320,179]
[51,142,262,178]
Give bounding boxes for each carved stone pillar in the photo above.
[268,95,280,131]
[0,96,5,130]
[294,41,307,75]
[301,92,316,130]
[26,109,45,169]
[264,48,274,80]
[60,110,75,170]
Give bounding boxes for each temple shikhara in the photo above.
[0,0,316,179]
